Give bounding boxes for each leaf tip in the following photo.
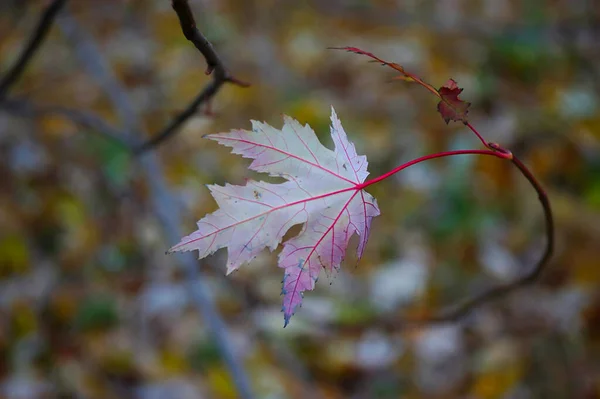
[166,245,177,254]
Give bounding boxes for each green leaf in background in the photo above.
[335,301,377,326]
[485,28,553,85]
[189,339,223,371]
[74,295,119,332]
[84,134,132,188]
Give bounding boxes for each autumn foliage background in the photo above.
[1,1,600,398]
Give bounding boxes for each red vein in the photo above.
[286,190,360,310]
[289,119,320,165]
[169,185,357,251]
[337,129,361,183]
[210,135,356,185]
[210,187,274,208]
[357,149,509,190]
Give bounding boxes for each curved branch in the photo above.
[0,0,67,100]
[418,153,554,324]
[333,47,555,327]
[134,0,248,154]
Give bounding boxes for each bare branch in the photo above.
[171,0,221,77]
[0,0,67,100]
[418,154,554,323]
[134,78,222,154]
[134,0,249,154]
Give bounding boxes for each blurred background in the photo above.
[1,0,599,398]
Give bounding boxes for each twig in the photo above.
[170,0,222,77]
[0,0,67,100]
[52,7,255,398]
[134,78,222,154]
[134,0,249,154]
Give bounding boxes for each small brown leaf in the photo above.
[437,79,471,124]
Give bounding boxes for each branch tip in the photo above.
[226,75,251,87]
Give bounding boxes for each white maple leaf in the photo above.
[169,107,380,326]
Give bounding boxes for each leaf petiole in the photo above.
[356,149,510,190]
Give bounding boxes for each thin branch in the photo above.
[134,0,249,154]
[0,0,67,100]
[335,47,555,328]
[417,153,554,324]
[134,78,222,154]
[170,0,222,77]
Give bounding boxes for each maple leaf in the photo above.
[437,79,471,124]
[169,107,380,326]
